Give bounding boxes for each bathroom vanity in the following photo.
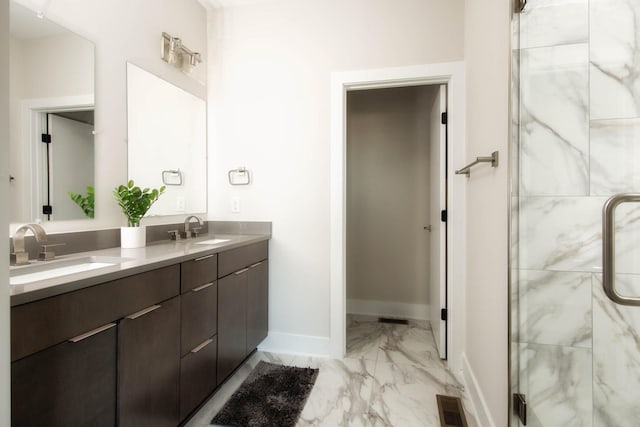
[9,234,269,427]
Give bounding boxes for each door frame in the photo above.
[20,94,94,222]
[329,62,466,374]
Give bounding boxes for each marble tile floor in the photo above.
[185,315,477,427]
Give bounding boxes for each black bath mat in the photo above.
[211,361,319,427]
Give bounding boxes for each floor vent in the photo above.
[377,317,409,325]
[436,394,468,427]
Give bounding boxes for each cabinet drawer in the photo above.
[181,281,217,356]
[180,335,217,420]
[218,240,268,278]
[181,253,217,293]
[11,264,180,362]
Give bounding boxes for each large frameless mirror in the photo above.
[126,62,207,217]
[9,1,96,223]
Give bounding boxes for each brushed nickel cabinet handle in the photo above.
[69,323,116,343]
[192,282,215,292]
[249,261,263,268]
[194,254,214,262]
[190,338,214,354]
[126,304,161,320]
[234,268,249,275]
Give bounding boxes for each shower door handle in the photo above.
[602,193,640,306]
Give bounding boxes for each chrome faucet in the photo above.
[182,216,203,239]
[11,224,48,266]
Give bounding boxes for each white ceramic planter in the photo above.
[120,226,146,248]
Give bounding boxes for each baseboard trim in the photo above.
[257,332,332,358]
[347,299,429,321]
[461,353,496,427]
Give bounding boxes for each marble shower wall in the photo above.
[515,0,640,425]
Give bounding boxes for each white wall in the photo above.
[463,0,511,425]
[207,0,463,342]
[1,0,10,423]
[10,0,207,233]
[346,86,433,317]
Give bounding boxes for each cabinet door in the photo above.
[11,323,117,427]
[247,260,269,353]
[217,270,247,383]
[118,296,180,427]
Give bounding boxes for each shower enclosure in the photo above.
[511,0,640,425]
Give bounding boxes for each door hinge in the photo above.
[41,133,52,144]
[515,0,527,13]
[441,210,447,222]
[513,393,527,425]
[441,112,448,125]
[42,205,53,215]
[440,308,447,321]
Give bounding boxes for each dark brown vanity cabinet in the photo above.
[217,241,269,384]
[10,265,180,427]
[179,253,218,419]
[9,240,268,426]
[118,296,180,427]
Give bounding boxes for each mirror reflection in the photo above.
[9,1,95,223]
[126,62,207,217]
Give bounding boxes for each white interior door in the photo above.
[429,84,447,359]
[48,114,94,220]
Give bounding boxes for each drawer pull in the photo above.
[234,268,250,275]
[249,261,263,268]
[192,282,215,292]
[69,323,116,343]
[194,254,214,262]
[190,338,214,354]
[126,304,161,320]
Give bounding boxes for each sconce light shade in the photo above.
[161,32,201,75]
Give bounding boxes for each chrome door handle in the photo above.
[603,193,640,306]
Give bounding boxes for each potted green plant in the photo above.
[113,179,165,248]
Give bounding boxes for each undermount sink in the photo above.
[195,238,230,245]
[10,256,125,285]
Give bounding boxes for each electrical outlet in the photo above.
[231,197,241,213]
[176,196,185,212]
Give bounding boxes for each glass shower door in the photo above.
[512,0,640,425]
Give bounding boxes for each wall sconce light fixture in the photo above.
[161,32,202,75]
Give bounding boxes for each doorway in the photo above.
[329,62,466,373]
[345,84,448,359]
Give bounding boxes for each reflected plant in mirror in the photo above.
[68,186,95,218]
[9,1,96,223]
